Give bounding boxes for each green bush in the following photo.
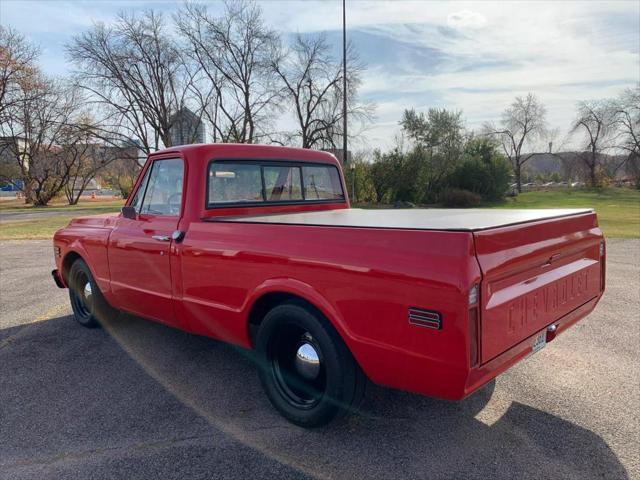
[441,189,481,207]
[448,138,511,201]
[365,129,512,205]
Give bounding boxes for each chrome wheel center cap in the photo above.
[83,282,92,299]
[294,342,321,380]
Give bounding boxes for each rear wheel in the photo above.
[256,301,366,428]
[68,259,112,328]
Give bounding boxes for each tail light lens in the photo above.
[468,284,480,367]
[469,306,479,367]
[600,240,606,291]
[468,284,479,306]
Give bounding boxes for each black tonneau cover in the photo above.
[214,208,594,232]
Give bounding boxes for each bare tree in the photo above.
[484,93,547,192]
[176,1,281,144]
[0,26,39,122]
[67,10,198,153]
[60,116,129,205]
[612,86,640,173]
[101,152,141,198]
[272,33,372,149]
[0,73,86,205]
[571,100,615,187]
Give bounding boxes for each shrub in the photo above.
[441,188,481,207]
[447,138,512,201]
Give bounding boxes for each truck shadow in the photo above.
[1,313,629,480]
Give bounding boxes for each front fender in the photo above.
[56,230,112,297]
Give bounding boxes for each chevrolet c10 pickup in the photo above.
[52,144,606,427]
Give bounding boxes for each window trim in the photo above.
[129,163,152,213]
[205,158,345,210]
[126,161,152,209]
[138,157,185,218]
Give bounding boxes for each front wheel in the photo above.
[256,302,366,428]
[68,259,112,328]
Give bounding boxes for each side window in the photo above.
[140,158,184,216]
[302,166,344,200]
[263,165,302,201]
[208,163,263,204]
[129,166,151,213]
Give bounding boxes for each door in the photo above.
[108,157,184,325]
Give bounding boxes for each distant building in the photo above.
[169,108,205,146]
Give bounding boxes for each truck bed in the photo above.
[215,208,593,231]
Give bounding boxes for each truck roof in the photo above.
[215,208,594,232]
[150,143,341,167]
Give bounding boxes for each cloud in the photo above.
[1,0,638,150]
[447,10,487,29]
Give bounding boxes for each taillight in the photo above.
[468,284,479,306]
[600,240,606,291]
[468,283,480,367]
[469,306,479,367]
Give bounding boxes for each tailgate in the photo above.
[474,211,603,364]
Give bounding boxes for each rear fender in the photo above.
[245,278,354,346]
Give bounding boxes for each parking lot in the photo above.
[1,239,638,480]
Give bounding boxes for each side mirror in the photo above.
[121,206,138,220]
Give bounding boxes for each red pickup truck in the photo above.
[52,144,605,427]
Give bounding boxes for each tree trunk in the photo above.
[515,162,522,193]
[589,150,598,187]
[23,179,35,204]
[64,185,74,205]
[32,194,50,207]
[71,187,85,205]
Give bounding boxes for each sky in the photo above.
[1,0,639,150]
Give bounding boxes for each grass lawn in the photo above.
[0,198,124,240]
[485,188,640,239]
[0,198,124,214]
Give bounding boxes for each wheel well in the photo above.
[61,251,83,283]
[247,292,326,347]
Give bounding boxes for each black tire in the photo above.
[68,259,113,328]
[256,301,366,428]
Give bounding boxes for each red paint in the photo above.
[52,144,605,401]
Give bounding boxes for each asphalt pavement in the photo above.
[1,239,638,480]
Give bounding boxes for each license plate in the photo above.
[532,331,547,354]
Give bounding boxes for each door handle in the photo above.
[152,235,170,242]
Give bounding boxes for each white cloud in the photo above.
[447,10,487,29]
[1,0,638,150]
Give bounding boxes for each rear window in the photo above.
[208,163,263,204]
[302,166,344,201]
[263,165,303,201]
[207,161,343,207]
